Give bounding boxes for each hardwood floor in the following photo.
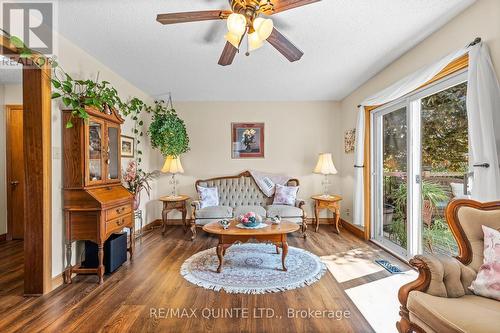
[0,227,409,333]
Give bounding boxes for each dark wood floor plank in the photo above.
[0,227,409,332]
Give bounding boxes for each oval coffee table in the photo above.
[203,220,300,273]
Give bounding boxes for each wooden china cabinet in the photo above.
[62,107,134,284]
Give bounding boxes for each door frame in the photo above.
[5,105,23,241]
[1,36,52,295]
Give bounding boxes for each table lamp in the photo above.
[161,155,184,198]
[314,153,338,197]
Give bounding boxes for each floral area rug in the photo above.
[181,243,326,294]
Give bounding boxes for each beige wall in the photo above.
[0,84,23,236]
[50,34,154,278]
[338,0,500,224]
[150,101,343,220]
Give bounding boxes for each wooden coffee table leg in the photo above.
[275,244,280,254]
[281,241,288,271]
[216,243,224,273]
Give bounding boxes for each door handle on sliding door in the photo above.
[10,180,19,186]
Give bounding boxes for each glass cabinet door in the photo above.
[107,124,120,181]
[88,120,104,184]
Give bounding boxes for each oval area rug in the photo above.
[181,243,326,294]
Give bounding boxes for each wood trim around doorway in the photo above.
[5,105,23,241]
[1,36,53,295]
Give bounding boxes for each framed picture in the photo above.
[344,129,356,153]
[121,135,135,158]
[231,123,265,159]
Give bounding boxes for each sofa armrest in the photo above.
[191,200,201,211]
[397,254,477,332]
[295,199,306,209]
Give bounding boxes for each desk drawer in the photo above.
[106,204,132,221]
[105,214,132,236]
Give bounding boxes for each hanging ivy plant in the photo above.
[148,100,190,157]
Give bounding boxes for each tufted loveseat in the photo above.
[190,171,306,240]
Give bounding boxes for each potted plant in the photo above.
[148,100,190,157]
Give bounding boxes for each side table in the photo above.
[311,195,343,233]
[159,195,190,236]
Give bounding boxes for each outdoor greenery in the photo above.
[148,100,190,157]
[388,180,451,250]
[421,82,468,172]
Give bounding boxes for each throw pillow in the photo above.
[469,225,500,301]
[197,186,219,209]
[273,184,299,206]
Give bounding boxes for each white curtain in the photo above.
[353,108,365,227]
[467,43,500,201]
[352,42,500,227]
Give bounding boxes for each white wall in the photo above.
[0,84,23,235]
[149,101,343,221]
[338,0,500,224]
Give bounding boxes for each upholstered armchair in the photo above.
[397,199,500,333]
[190,171,307,240]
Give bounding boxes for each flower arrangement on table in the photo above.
[237,212,263,228]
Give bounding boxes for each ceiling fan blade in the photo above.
[269,0,321,14]
[156,10,231,25]
[218,42,238,66]
[267,28,304,62]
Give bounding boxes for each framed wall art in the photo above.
[231,123,265,159]
[120,135,135,158]
[344,129,356,153]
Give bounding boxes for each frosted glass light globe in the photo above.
[227,13,247,36]
[253,17,274,40]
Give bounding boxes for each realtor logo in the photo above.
[2,2,53,54]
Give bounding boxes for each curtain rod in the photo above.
[468,37,482,47]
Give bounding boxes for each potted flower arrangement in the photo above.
[123,160,158,210]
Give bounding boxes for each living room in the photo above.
[0,0,499,332]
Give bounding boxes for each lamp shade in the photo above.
[161,156,184,174]
[314,153,338,175]
[248,32,264,51]
[227,13,247,36]
[253,17,274,40]
[224,32,242,48]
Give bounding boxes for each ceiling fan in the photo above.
[156,0,321,66]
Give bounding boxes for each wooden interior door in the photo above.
[6,105,25,240]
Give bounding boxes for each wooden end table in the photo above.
[202,220,300,273]
[311,195,343,233]
[159,195,190,235]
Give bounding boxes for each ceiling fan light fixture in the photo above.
[224,32,242,48]
[248,32,264,51]
[227,13,247,36]
[253,17,273,40]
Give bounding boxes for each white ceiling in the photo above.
[55,0,474,101]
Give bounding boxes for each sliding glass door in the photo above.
[371,71,467,259]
